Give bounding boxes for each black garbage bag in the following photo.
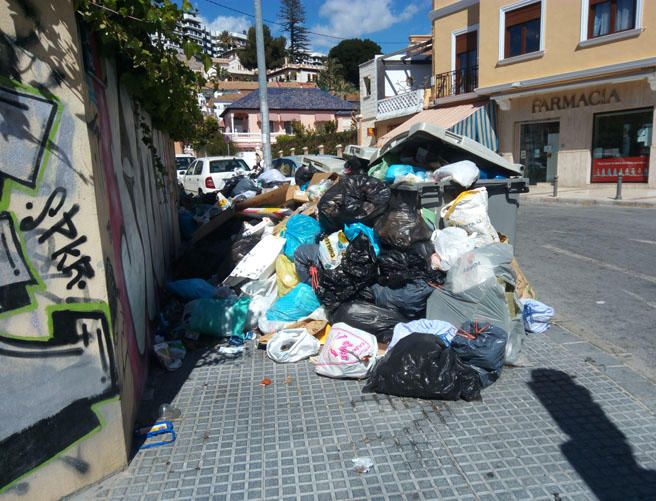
[231,177,260,197]
[318,175,391,232]
[378,248,445,288]
[221,176,242,197]
[363,280,434,319]
[329,301,408,343]
[374,189,432,250]
[363,333,481,401]
[451,321,508,388]
[294,164,317,187]
[317,233,377,311]
[294,244,322,284]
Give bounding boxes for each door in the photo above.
[455,30,477,94]
[184,160,202,193]
[519,122,560,184]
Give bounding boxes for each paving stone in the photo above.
[72,332,656,501]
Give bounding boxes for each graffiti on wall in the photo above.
[0,0,116,492]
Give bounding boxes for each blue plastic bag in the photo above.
[344,223,381,256]
[384,164,414,183]
[283,214,322,260]
[266,283,321,322]
[178,209,197,241]
[166,279,217,300]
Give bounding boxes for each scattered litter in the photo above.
[158,404,182,421]
[520,299,555,333]
[135,421,176,449]
[352,457,374,473]
[260,378,272,386]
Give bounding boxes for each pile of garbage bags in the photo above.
[168,155,553,403]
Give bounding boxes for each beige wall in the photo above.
[432,4,480,76]
[0,1,179,499]
[497,79,656,187]
[478,0,656,88]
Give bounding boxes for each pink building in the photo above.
[221,88,355,151]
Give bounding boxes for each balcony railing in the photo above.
[223,131,288,144]
[434,66,478,99]
[376,89,425,121]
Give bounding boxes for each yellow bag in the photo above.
[275,255,300,296]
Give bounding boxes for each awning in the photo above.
[377,101,499,152]
[314,113,334,121]
[280,112,301,121]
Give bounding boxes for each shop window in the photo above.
[588,0,636,38]
[503,1,541,58]
[591,108,652,183]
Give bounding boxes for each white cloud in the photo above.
[199,15,251,35]
[310,0,421,48]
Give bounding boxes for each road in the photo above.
[515,203,656,381]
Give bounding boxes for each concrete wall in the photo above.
[497,79,656,187]
[0,1,179,499]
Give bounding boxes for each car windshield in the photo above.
[175,157,193,170]
[209,159,249,173]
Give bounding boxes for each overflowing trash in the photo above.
[160,125,555,406]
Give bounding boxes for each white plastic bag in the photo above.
[447,244,514,294]
[240,275,277,331]
[258,306,328,334]
[315,323,377,379]
[318,230,349,270]
[266,328,321,363]
[433,160,480,187]
[520,299,554,333]
[431,227,476,271]
[440,187,499,245]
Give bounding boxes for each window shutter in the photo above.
[455,31,477,55]
[505,1,541,27]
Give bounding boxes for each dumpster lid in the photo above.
[344,144,378,162]
[301,155,347,174]
[371,122,524,177]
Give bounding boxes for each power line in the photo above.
[199,0,411,43]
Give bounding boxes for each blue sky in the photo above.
[194,0,432,54]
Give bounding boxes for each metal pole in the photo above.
[254,0,272,169]
[615,173,623,200]
[552,175,558,197]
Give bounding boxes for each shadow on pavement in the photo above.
[528,368,656,500]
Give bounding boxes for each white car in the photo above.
[181,156,251,195]
[175,154,195,185]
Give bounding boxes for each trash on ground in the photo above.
[158,404,182,421]
[135,421,176,449]
[520,299,555,333]
[260,378,272,386]
[266,328,321,363]
[352,457,374,473]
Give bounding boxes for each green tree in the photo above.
[317,58,356,98]
[279,0,310,63]
[191,116,235,156]
[240,25,286,70]
[217,30,232,54]
[328,38,381,87]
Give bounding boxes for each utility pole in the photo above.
[254,0,272,169]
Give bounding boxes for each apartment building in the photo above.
[427,0,656,187]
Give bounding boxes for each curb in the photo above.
[551,321,656,414]
[522,195,656,208]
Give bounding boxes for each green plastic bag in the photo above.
[182,297,251,338]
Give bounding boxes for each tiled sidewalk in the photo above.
[77,326,656,501]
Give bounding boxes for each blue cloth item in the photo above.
[343,223,381,255]
[282,214,322,260]
[520,299,554,333]
[387,319,458,354]
[166,279,217,301]
[266,283,321,322]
